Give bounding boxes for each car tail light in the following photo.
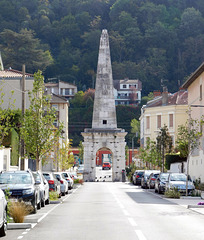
[60,180,63,184]
[136,175,140,178]
[48,180,55,184]
[151,178,156,181]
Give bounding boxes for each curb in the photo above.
[187,205,204,209]
[8,223,32,229]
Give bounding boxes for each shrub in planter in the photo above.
[49,191,59,201]
[9,201,33,223]
[164,188,180,199]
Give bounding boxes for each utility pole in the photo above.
[20,64,25,170]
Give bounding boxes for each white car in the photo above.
[0,189,7,237]
[54,172,69,196]
[62,172,74,190]
[165,173,195,195]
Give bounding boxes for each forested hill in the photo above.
[1,0,204,95]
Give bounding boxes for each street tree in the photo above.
[176,115,202,196]
[20,70,63,170]
[156,125,173,172]
[56,139,74,171]
[139,138,161,169]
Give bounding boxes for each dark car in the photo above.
[141,170,160,189]
[42,172,61,197]
[0,170,41,213]
[147,172,160,189]
[33,171,50,207]
[155,172,170,194]
[132,170,144,185]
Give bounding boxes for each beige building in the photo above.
[0,68,34,109]
[140,88,188,148]
[182,62,204,182]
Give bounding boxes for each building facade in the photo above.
[45,80,77,100]
[182,62,204,182]
[140,89,188,148]
[113,78,142,106]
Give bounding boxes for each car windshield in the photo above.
[137,172,144,176]
[170,174,187,181]
[0,172,32,184]
[160,174,169,181]
[43,173,51,180]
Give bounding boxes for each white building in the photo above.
[113,78,142,106]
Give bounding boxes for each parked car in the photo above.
[141,170,159,189]
[147,171,160,189]
[43,172,61,197]
[0,189,7,237]
[54,172,69,196]
[132,170,144,185]
[70,172,79,180]
[33,171,49,207]
[165,173,195,195]
[102,162,111,170]
[0,170,41,213]
[155,172,170,194]
[62,172,74,190]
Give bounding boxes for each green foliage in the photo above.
[20,70,64,170]
[49,191,59,201]
[0,0,204,94]
[164,188,180,199]
[176,118,202,158]
[10,128,19,166]
[0,83,16,146]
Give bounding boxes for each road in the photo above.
[3,182,204,240]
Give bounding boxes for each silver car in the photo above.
[54,172,69,196]
[0,189,7,237]
[165,173,195,195]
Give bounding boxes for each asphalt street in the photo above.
[3,182,204,240]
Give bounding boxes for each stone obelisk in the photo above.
[82,29,127,182]
[92,29,117,129]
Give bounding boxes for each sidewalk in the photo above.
[164,196,204,215]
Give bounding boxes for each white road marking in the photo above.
[22,232,28,235]
[38,203,60,223]
[17,236,23,239]
[122,209,130,216]
[128,217,137,226]
[135,230,147,240]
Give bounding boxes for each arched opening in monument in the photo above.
[95,148,113,182]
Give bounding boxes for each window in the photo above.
[157,115,161,128]
[103,120,107,124]
[200,84,202,101]
[169,114,173,128]
[123,84,127,88]
[53,119,58,127]
[146,116,150,129]
[52,104,58,110]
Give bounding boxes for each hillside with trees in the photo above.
[0,0,204,95]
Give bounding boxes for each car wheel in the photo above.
[41,198,45,207]
[0,208,7,237]
[158,187,162,194]
[155,188,158,193]
[62,192,65,196]
[32,198,37,214]
[45,197,50,205]
[37,201,41,210]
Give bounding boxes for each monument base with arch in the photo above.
[82,129,127,182]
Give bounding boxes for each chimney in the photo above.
[162,86,168,106]
[153,90,161,98]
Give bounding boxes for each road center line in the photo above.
[17,236,23,239]
[135,230,147,240]
[128,217,137,226]
[122,209,130,216]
